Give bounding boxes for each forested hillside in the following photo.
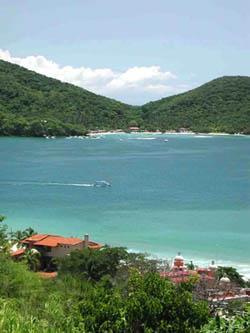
[141,76,250,134]
[0,60,139,136]
[0,59,250,136]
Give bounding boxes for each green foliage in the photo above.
[0,217,247,332]
[0,254,43,299]
[0,250,211,332]
[1,247,249,333]
[10,227,36,246]
[1,60,249,136]
[124,270,209,332]
[58,246,159,283]
[216,266,246,287]
[0,60,139,136]
[141,76,250,134]
[58,246,128,281]
[0,215,8,249]
[0,215,6,222]
[186,261,195,270]
[201,312,250,333]
[23,249,41,272]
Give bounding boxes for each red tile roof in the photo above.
[22,234,83,247]
[88,242,102,250]
[34,236,83,247]
[21,234,102,249]
[22,234,48,243]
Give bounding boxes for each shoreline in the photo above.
[0,131,248,139]
[125,247,250,280]
[87,130,247,137]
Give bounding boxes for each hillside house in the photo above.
[12,233,102,259]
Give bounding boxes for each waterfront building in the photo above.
[160,252,216,283]
[11,233,102,258]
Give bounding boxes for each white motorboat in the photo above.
[94,180,111,187]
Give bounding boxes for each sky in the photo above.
[0,0,249,105]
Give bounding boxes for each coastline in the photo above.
[125,246,250,280]
[0,130,247,139]
[87,130,247,137]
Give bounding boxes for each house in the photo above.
[12,233,102,259]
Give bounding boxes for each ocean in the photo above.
[0,133,249,277]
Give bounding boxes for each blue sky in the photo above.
[0,0,249,104]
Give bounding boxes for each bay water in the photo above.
[0,134,249,276]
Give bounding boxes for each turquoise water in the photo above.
[0,134,250,275]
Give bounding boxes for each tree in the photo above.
[0,254,42,298]
[59,247,161,283]
[186,261,195,270]
[0,215,8,249]
[10,228,36,248]
[10,230,27,244]
[124,271,209,332]
[23,249,41,272]
[201,310,250,333]
[0,215,5,222]
[216,266,246,287]
[58,246,129,281]
[23,227,36,238]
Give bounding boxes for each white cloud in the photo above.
[144,84,174,93]
[0,49,187,104]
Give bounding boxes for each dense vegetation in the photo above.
[0,216,249,332]
[141,76,250,134]
[0,60,139,136]
[0,254,208,333]
[0,59,250,136]
[0,217,209,332]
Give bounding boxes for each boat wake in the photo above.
[128,137,156,140]
[0,181,111,188]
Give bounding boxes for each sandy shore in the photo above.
[87,130,246,137]
[87,130,194,136]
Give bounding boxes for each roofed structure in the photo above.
[21,234,101,250]
[10,233,102,259]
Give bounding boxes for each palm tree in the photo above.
[23,249,41,272]
[10,228,36,248]
[0,215,8,248]
[186,261,195,270]
[24,227,36,238]
[10,230,27,248]
[0,215,5,222]
[10,230,25,242]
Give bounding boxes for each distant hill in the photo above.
[0,59,250,136]
[141,76,250,134]
[0,60,139,136]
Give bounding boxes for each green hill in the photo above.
[0,59,250,136]
[141,76,250,134]
[0,60,139,136]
